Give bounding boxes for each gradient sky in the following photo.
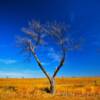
[0,0,100,78]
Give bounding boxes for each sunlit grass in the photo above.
[0,77,100,100]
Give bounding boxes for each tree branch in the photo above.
[53,47,66,78]
[30,47,51,83]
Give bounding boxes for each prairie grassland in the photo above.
[0,77,100,100]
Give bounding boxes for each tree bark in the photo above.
[50,78,55,94]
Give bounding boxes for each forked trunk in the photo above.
[50,78,55,94]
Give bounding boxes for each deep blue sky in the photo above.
[0,0,100,78]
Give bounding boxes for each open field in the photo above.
[0,77,100,100]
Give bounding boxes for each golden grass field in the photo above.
[0,77,100,100]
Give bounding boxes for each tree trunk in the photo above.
[50,78,55,94]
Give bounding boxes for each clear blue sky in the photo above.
[0,0,100,78]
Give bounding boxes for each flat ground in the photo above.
[0,77,100,100]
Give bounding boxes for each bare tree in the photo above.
[17,20,81,94]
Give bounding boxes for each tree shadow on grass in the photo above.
[40,87,50,93]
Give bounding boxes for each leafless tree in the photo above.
[17,20,81,94]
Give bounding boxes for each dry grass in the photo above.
[0,77,100,100]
